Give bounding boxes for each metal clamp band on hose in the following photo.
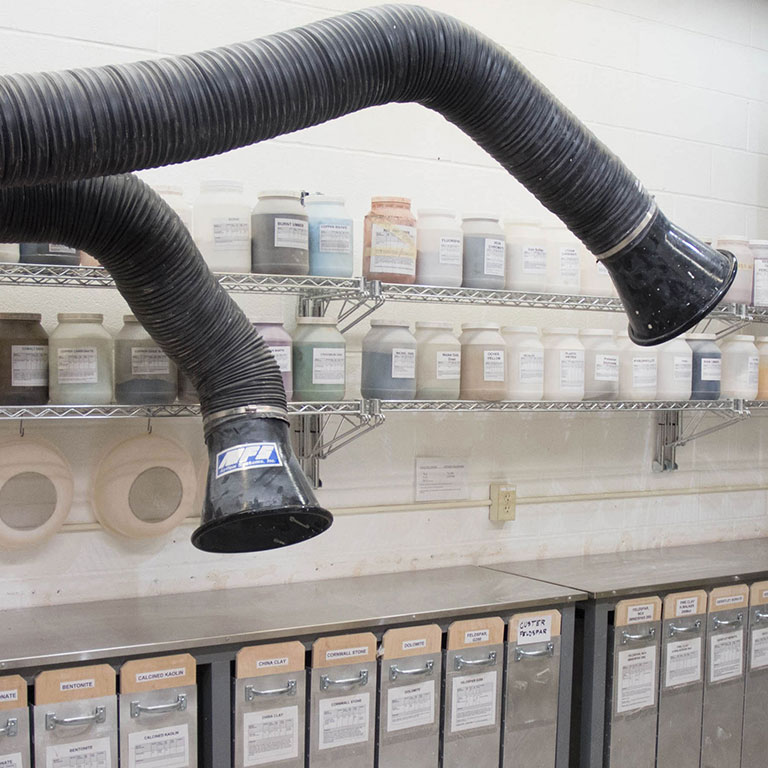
[204,405,290,432]
[594,204,658,261]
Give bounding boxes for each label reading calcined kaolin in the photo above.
[216,443,282,478]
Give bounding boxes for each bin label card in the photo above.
[517,615,552,645]
[450,671,497,732]
[386,679,435,732]
[616,647,656,713]
[750,627,768,671]
[464,630,489,645]
[243,706,298,766]
[318,693,370,750]
[626,603,655,624]
[402,639,427,651]
[216,442,281,478]
[135,667,186,684]
[665,637,702,688]
[676,597,699,616]
[128,724,189,768]
[715,595,744,607]
[324,647,368,662]
[710,630,743,683]
[0,754,22,768]
[0,690,18,703]
[46,737,111,768]
[59,679,95,692]
[255,657,289,670]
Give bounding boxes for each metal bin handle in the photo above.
[713,613,743,630]
[46,706,106,731]
[620,627,656,644]
[668,620,702,637]
[130,693,187,718]
[389,660,434,681]
[320,669,368,691]
[245,680,296,701]
[754,610,768,624]
[455,651,497,671]
[514,642,555,662]
[0,717,17,738]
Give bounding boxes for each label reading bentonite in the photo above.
[11,344,47,387]
[46,737,111,768]
[436,350,460,380]
[518,350,544,383]
[57,347,98,385]
[312,348,345,385]
[319,222,352,254]
[212,217,249,251]
[59,678,95,692]
[522,245,546,274]
[594,354,619,382]
[483,350,505,382]
[131,347,170,376]
[701,357,721,382]
[274,218,308,250]
[216,443,282,478]
[438,236,462,266]
[483,238,505,277]
[370,223,417,276]
[391,348,416,379]
[267,345,291,373]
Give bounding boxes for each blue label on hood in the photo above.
[215,442,282,478]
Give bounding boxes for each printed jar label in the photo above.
[754,259,768,306]
[594,353,619,382]
[710,630,743,683]
[131,347,170,376]
[673,355,693,383]
[450,671,497,732]
[387,679,435,732]
[751,626,768,670]
[212,217,250,251]
[11,344,47,387]
[274,217,308,250]
[312,348,345,385]
[243,706,298,766]
[559,247,580,281]
[483,349,505,382]
[701,357,721,382]
[391,348,416,379]
[522,245,546,274]
[57,347,98,385]
[519,350,544,383]
[436,350,460,380]
[128,723,189,768]
[517,615,552,645]
[438,236,462,266]
[616,647,656,714]
[559,350,584,389]
[665,637,702,688]
[748,355,759,386]
[267,345,291,373]
[319,222,353,254]
[632,356,657,389]
[49,244,77,255]
[483,238,505,277]
[318,693,370,750]
[370,223,417,276]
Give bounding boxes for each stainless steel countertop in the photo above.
[0,566,585,670]
[484,538,768,600]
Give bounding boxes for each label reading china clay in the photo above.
[256,657,289,670]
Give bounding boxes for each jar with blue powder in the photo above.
[305,195,354,277]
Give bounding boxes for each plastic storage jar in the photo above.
[504,220,546,292]
[459,324,506,401]
[720,335,759,400]
[0,244,19,263]
[414,321,460,400]
[750,240,768,307]
[542,328,584,401]
[177,371,198,404]
[617,331,657,400]
[580,329,618,401]
[292,317,346,402]
[416,209,463,287]
[253,320,293,401]
[544,225,580,294]
[716,236,753,305]
[193,180,251,272]
[580,248,616,297]
[154,185,193,231]
[114,315,177,404]
[756,337,768,401]
[305,195,354,277]
[251,190,309,275]
[364,197,417,283]
[361,320,417,400]
[462,215,506,290]
[687,333,721,400]
[19,243,80,266]
[0,313,48,405]
[49,313,113,405]
[502,326,544,400]
[656,336,692,401]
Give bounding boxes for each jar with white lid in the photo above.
[414,321,460,399]
[462,215,506,290]
[49,313,113,404]
[544,225,580,294]
[542,328,584,401]
[459,324,506,401]
[193,179,251,272]
[617,331,657,400]
[292,317,346,401]
[502,326,543,400]
[0,244,20,263]
[756,337,768,401]
[688,333,721,399]
[305,195,354,277]
[750,240,768,307]
[361,320,417,400]
[716,235,753,305]
[364,197,417,284]
[252,320,292,401]
[504,220,546,292]
[252,190,309,275]
[720,334,759,400]
[656,336,692,401]
[416,209,463,287]
[580,329,618,400]
[580,247,617,297]
[154,184,193,232]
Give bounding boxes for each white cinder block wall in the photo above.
[0,0,767,608]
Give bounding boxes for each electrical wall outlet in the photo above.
[489,483,516,522]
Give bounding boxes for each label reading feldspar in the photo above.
[748,356,759,386]
[312,348,345,385]
[0,753,22,768]
[438,236,462,266]
[483,238,505,277]
[216,442,282,478]
[483,350,505,382]
[665,637,702,688]
[318,693,370,750]
[627,603,655,624]
[319,222,353,254]
[11,344,47,387]
[135,667,186,684]
[522,245,546,274]
[751,627,768,670]
[674,355,693,383]
[387,679,435,732]
[128,724,189,768]
[701,357,721,382]
[559,350,584,389]
[212,217,249,251]
[465,629,489,645]
[616,647,656,714]
[519,351,544,383]
[676,597,699,616]
[594,354,619,382]
[632,357,657,389]
[57,347,98,385]
[754,259,768,306]
[710,630,743,683]
[267,345,291,373]
[559,247,580,280]
[274,218,309,250]
[450,672,497,732]
[0,689,18,703]
[391,348,416,379]
[325,647,368,662]
[255,657,289,670]
[402,639,427,651]
[243,706,298,766]
[46,737,111,768]
[517,615,552,645]
[370,223,417,276]
[131,347,170,376]
[436,350,461,380]
[60,678,95,692]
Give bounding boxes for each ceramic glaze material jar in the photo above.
[292,317,346,402]
[252,320,293,401]
[361,320,417,400]
[0,313,48,405]
[414,321,461,400]
[459,324,506,401]
[756,337,768,401]
[0,244,19,263]
[687,333,721,400]
[616,331,657,400]
[177,371,198,404]
[49,313,113,405]
[114,316,177,404]
[716,236,753,305]
[580,329,619,401]
[305,195,354,277]
[363,197,417,283]
[720,335,759,400]
[580,247,617,297]
[19,243,80,266]
[154,184,193,231]
[416,209,463,287]
[656,336,693,401]
[502,326,544,401]
[251,190,309,275]
[750,240,768,307]
[544,225,580,294]
[504,220,546,292]
[193,180,251,272]
[542,328,585,401]
[461,215,506,290]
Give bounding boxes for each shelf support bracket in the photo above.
[297,277,382,331]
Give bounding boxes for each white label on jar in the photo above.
[268,345,291,373]
[312,348,345,385]
[596,261,609,276]
[754,258,768,306]
[212,217,250,251]
[11,344,47,387]
[439,236,462,266]
[57,347,98,384]
[131,347,170,376]
[710,630,743,683]
[560,350,585,389]
[483,238,505,277]
[49,243,77,255]
[673,355,692,383]
[387,679,435,732]
[436,350,461,380]
[559,246,579,279]
[370,223,417,276]
[748,355,759,386]
[391,348,416,379]
[483,349,505,382]
[274,217,308,250]
[632,356,657,389]
[319,222,352,254]
[519,350,544,383]
[594,354,619,382]
[522,245,546,274]
[701,357,721,382]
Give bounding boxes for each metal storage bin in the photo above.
[0,675,30,768]
[742,581,768,767]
